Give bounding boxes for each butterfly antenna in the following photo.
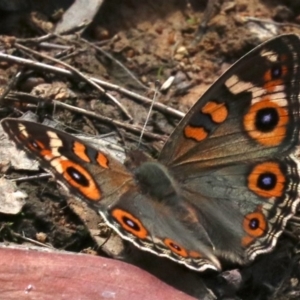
[138,81,160,148]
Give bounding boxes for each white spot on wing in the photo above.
[49,156,68,174]
[225,76,287,107]
[46,131,63,157]
[225,75,264,97]
[18,124,28,137]
[260,50,279,62]
[269,92,288,107]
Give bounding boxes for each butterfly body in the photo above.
[2,34,300,272]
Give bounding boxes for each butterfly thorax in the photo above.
[134,161,180,201]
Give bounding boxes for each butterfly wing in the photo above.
[1,119,133,206]
[102,183,222,271]
[179,159,300,263]
[3,34,300,271]
[160,34,300,169]
[159,34,300,263]
[1,118,221,271]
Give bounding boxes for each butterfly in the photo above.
[2,34,300,272]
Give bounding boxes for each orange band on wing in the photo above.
[201,101,228,123]
[97,153,109,169]
[241,235,255,247]
[184,125,208,141]
[73,141,90,162]
[189,250,203,258]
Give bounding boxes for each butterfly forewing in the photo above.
[1,118,221,271]
[159,34,300,170]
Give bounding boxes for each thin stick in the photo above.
[8,229,54,249]
[138,82,159,147]
[0,52,184,118]
[0,72,21,105]
[14,42,133,120]
[81,38,148,91]
[15,33,55,44]
[243,16,300,29]
[54,100,165,140]
[11,173,51,182]
[5,93,164,140]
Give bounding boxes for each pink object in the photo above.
[0,247,195,300]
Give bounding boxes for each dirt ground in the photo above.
[1,0,300,299]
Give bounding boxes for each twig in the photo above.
[243,16,300,29]
[11,173,51,182]
[53,100,165,140]
[15,33,55,44]
[0,52,72,75]
[5,92,165,140]
[14,42,133,121]
[138,82,159,147]
[8,229,54,249]
[56,22,90,36]
[193,0,223,44]
[0,52,184,118]
[55,48,86,61]
[90,78,184,118]
[38,42,73,51]
[81,38,149,91]
[0,72,21,105]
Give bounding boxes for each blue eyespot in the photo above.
[257,172,276,190]
[255,107,279,132]
[249,218,259,229]
[67,166,89,186]
[271,66,282,78]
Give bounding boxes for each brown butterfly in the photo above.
[2,34,300,272]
